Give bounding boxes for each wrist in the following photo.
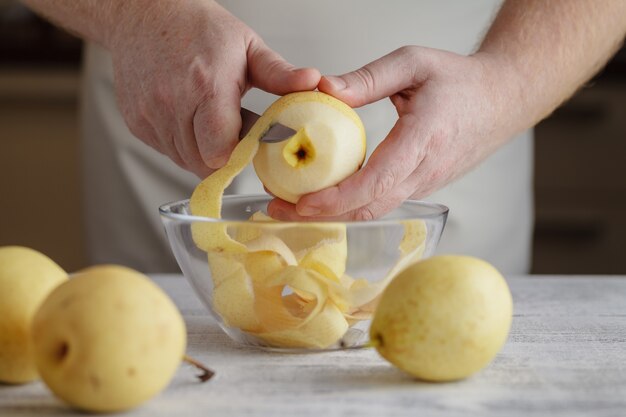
[470,50,535,135]
[101,1,162,50]
[104,0,218,50]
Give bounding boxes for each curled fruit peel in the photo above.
[189,92,427,348]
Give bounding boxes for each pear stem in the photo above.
[183,354,214,382]
[338,338,379,350]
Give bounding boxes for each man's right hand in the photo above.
[106,0,320,177]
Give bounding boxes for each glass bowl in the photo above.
[160,194,448,351]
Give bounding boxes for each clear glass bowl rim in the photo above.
[159,194,449,228]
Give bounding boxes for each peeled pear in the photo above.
[31,265,186,412]
[0,246,67,384]
[370,255,512,381]
[253,91,367,203]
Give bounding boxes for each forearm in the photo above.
[20,0,186,49]
[477,0,626,130]
[20,0,120,45]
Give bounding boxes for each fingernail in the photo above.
[324,76,347,91]
[297,204,321,216]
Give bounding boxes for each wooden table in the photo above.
[2,274,626,417]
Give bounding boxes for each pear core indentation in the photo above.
[282,128,316,168]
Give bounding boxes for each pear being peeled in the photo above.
[31,265,186,412]
[370,255,512,382]
[0,246,67,384]
[253,91,366,203]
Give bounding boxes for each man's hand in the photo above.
[108,1,320,177]
[268,0,626,221]
[268,46,517,221]
[22,0,320,177]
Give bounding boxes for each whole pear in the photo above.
[0,246,67,384]
[370,255,512,381]
[31,265,186,412]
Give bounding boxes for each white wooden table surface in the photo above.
[2,274,626,417]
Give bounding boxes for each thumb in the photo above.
[247,39,320,94]
[318,46,431,107]
[193,80,242,170]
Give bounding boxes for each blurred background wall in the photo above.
[0,1,85,272]
[533,48,626,275]
[0,1,624,274]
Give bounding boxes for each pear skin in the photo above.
[0,246,67,384]
[370,255,512,381]
[31,265,186,412]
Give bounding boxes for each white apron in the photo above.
[81,0,533,273]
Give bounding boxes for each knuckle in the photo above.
[396,45,430,82]
[353,66,376,97]
[353,206,376,221]
[189,58,217,99]
[264,58,292,77]
[336,199,353,216]
[397,45,418,58]
[371,168,396,200]
[333,185,356,215]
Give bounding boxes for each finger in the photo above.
[158,130,187,170]
[141,92,193,172]
[127,110,188,169]
[147,83,210,177]
[247,38,320,94]
[402,151,458,201]
[191,72,242,170]
[266,199,298,221]
[177,111,214,178]
[175,65,226,177]
[175,96,214,178]
[296,114,424,217]
[268,180,413,222]
[318,46,431,107]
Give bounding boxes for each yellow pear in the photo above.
[253,91,366,203]
[31,265,186,412]
[370,255,512,381]
[0,246,67,384]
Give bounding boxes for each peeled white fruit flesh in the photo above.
[253,93,366,204]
